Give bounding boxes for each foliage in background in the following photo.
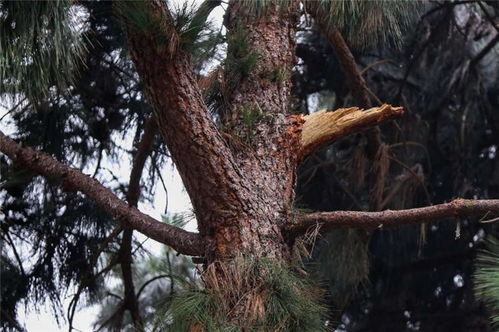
[295,1,499,330]
[311,0,421,47]
[94,244,197,332]
[0,0,223,330]
[475,236,499,328]
[1,0,498,331]
[0,0,85,102]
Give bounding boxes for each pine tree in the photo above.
[1,1,499,331]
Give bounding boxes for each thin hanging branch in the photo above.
[288,199,499,238]
[118,116,158,331]
[0,130,204,256]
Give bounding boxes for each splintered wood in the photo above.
[299,104,403,158]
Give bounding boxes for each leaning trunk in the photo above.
[125,1,300,263]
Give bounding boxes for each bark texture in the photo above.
[124,0,304,260]
[290,199,499,237]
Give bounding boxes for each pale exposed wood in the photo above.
[299,104,404,159]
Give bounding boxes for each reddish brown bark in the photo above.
[289,199,499,237]
[122,1,257,259]
[204,1,302,259]
[123,0,304,260]
[0,130,202,256]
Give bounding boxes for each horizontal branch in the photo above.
[289,199,499,238]
[299,104,403,159]
[0,130,203,256]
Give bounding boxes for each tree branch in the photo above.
[126,117,157,206]
[298,104,403,159]
[0,130,203,256]
[307,6,383,160]
[120,116,157,331]
[121,0,255,236]
[288,199,499,238]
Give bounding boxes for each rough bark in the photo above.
[0,130,202,256]
[123,0,305,260]
[289,199,499,238]
[122,1,264,260]
[208,0,302,259]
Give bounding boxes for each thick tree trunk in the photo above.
[124,0,302,262]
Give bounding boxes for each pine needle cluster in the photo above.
[309,0,421,48]
[474,236,499,328]
[158,257,330,331]
[0,0,85,101]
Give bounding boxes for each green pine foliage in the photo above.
[94,242,197,332]
[474,236,499,328]
[238,0,294,16]
[0,0,85,101]
[312,0,421,47]
[312,229,370,309]
[226,22,260,82]
[159,257,330,331]
[236,0,419,48]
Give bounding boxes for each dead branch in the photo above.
[298,104,403,159]
[288,199,499,238]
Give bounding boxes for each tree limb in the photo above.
[298,104,403,159]
[306,6,383,160]
[126,117,157,206]
[121,0,255,236]
[120,116,158,331]
[288,199,499,238]
[0,130,204,256]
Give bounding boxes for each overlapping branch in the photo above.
[288,199,499,238]
[298,104,403,159]
[0,130,203,256]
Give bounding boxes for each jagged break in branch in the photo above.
[298,104,403,159]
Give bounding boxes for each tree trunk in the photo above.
[124,1,302,263]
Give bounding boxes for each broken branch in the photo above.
[298,104,403,159]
